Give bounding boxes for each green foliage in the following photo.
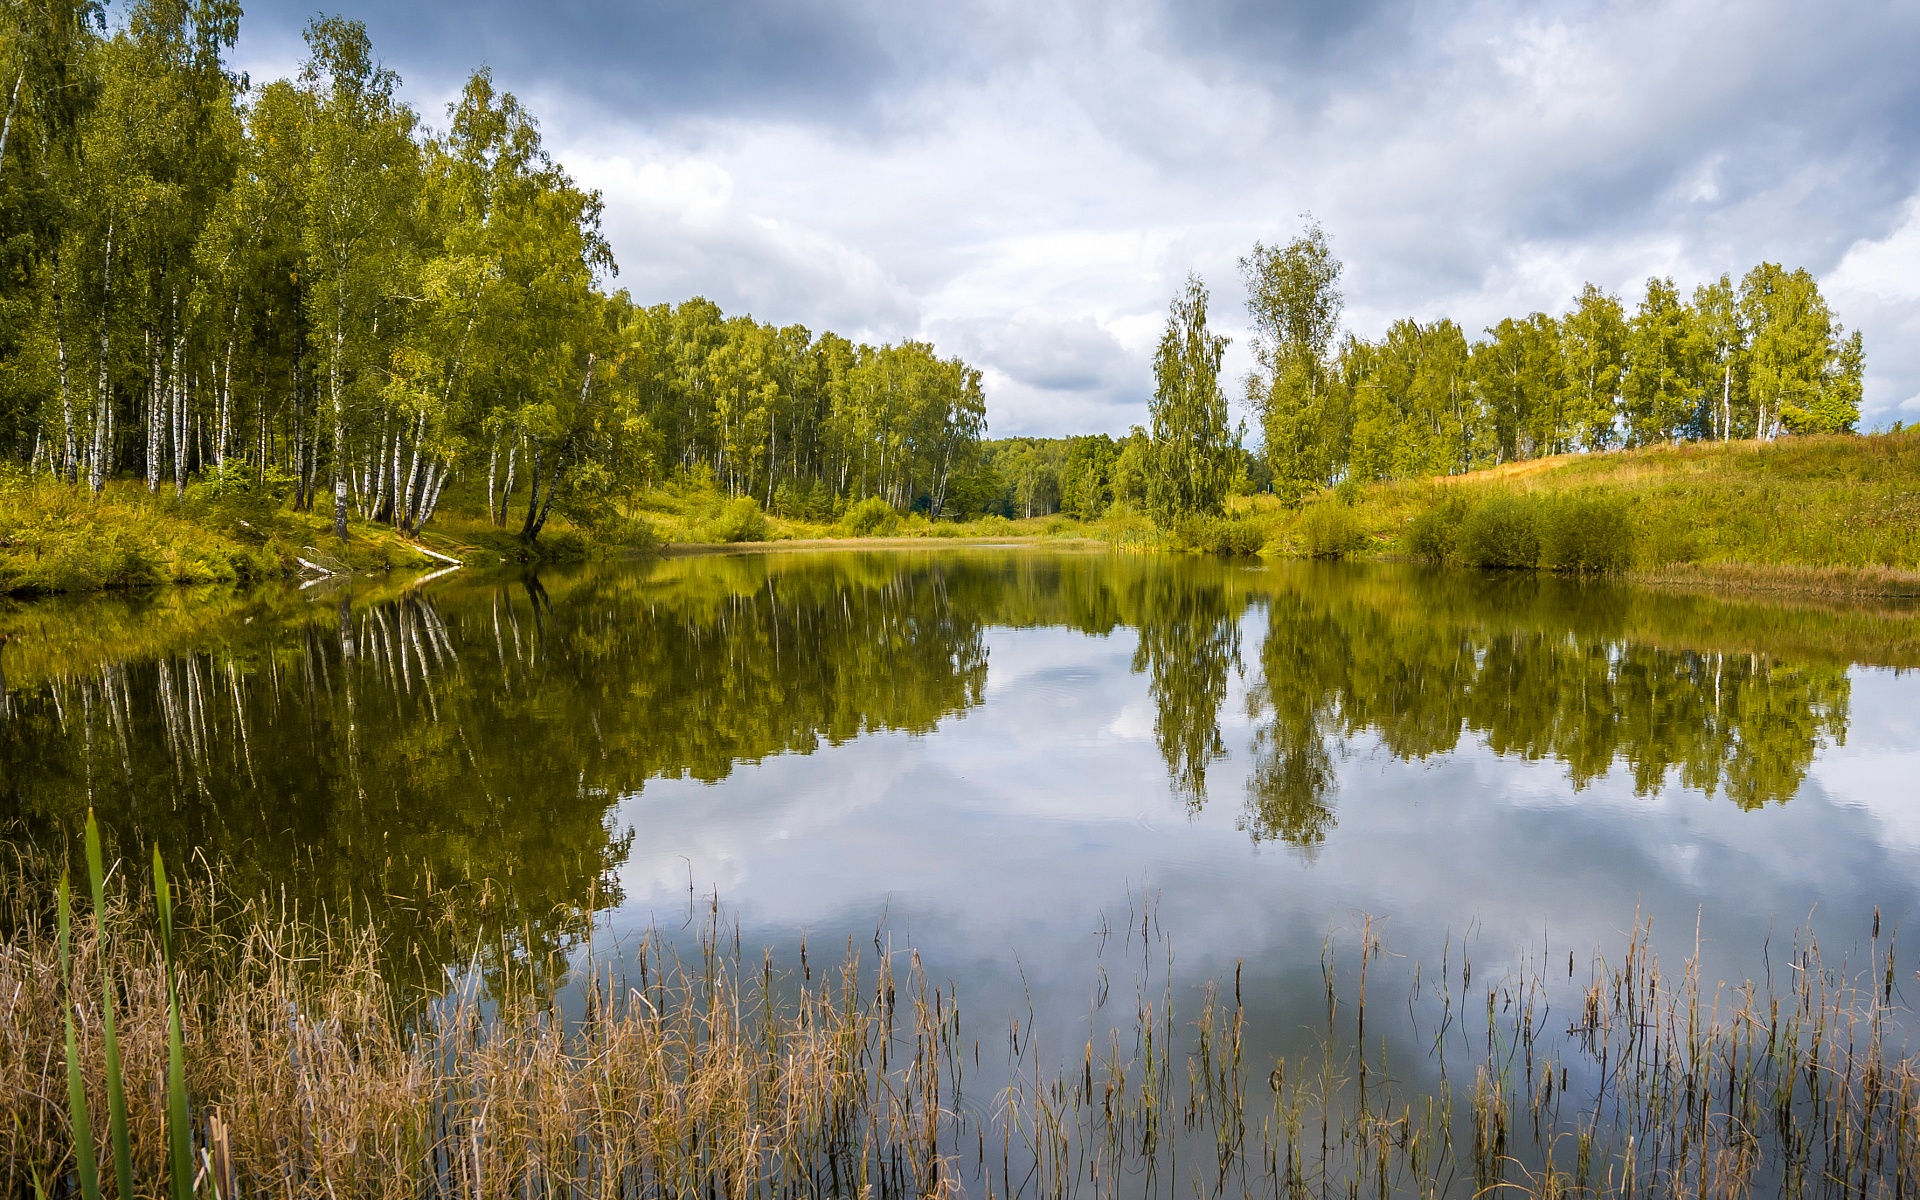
[1299,426,1920,579]
[1169,514,1266,556]
[1538,491,1633,573]
[1295,501,1368,559]
[839,496,902,537]
[1456,495,1541,569]
[1401,493,1472,562]
[55,812,189,1200]
[1233,225,1865,491]
[1111,429,1152,510]
[1060,434,1118,518]
[0,470,457,595]
[706,495,769,543]
[977,437,1067,518]
[0,5,989,556]
[86,818,133,1200]
[1398,489,1632,574]
[1148,274,1235,526]
[1242,220,1344,498]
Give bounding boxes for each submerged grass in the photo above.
[6,835,1920,1198]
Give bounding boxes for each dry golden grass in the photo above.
[7,844,1920,1199]
[1,870,965,1200]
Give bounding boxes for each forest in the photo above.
[0,2,1878,572]
[0,0,988,539]
[1239,224,1867,501]
[996,232,1869,525]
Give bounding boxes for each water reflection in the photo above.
[1238,570,1858,850]
[1,555,990,982]
[1,551,1911,980]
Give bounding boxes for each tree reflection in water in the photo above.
[1236,567,1859,849]
[0,552,1897,982]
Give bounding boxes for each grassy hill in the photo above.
[1251,427,1920,595]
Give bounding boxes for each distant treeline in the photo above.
[1088,225,1872,528]
[0,2,987,536]
[1241,224,1867,499]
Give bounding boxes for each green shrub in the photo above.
[1457,495,1541,569]
[1041,515,1077,537]
[1296,502,1367,559]
[1401,494,1472,562]
[839,497,902,537]
[1633,510,1704,567]
[1539,491,1633,573]
[1213,517,1267,555]
[594,515,661,552]
[1172,515,1265,555]
[707,496,769,543]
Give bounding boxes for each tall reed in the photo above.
[5,839,1920,1199]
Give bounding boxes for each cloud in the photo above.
[233,0,1920,434]
[1828,197,1920,419]
[936,314,1133,393]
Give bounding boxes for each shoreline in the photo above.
[8,526,1920,604]
[656,534,1092,555]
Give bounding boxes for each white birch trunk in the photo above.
[88,224,113,493]
[171,328,186,497]
[331,327,349,539]
[55,264,75,483]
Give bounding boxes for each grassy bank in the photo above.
[0,471,650,597]
[629,429,1920,596]
[627,476,1142,547]
[1252,428,1920,593]
[4,838,1918,1198]
[12,428,1919,598]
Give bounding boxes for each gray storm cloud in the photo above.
[236,0,1920,435]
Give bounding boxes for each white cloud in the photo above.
[1827,194,1920,420]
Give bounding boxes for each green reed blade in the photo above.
[59,871,102,1200]
[154,848,191,1200]
[86,813,133,1200]
[27,1147,51,1200]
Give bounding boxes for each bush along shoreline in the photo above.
[1255,427,1920,594]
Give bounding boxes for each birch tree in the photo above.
[297,16,418,539]
[1147,272,1233,526]
[1241,220,1343,498]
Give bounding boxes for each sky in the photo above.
[232,0,1920,438]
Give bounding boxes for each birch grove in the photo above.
[0,3,992,534]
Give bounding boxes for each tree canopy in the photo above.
[1241,223,1867,495]
[0,2,990,536]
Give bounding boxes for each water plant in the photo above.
[37,814,193,1200]
[8,832,1920,1199]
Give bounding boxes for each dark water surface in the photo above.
[5,548,1920,1078]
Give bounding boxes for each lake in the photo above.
[5,547,1919,1189]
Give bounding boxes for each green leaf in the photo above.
[154,848,193,1200]
[87,813,133,1200]
[59,871,101,1200]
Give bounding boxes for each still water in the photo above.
[5,548,1920,1077]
